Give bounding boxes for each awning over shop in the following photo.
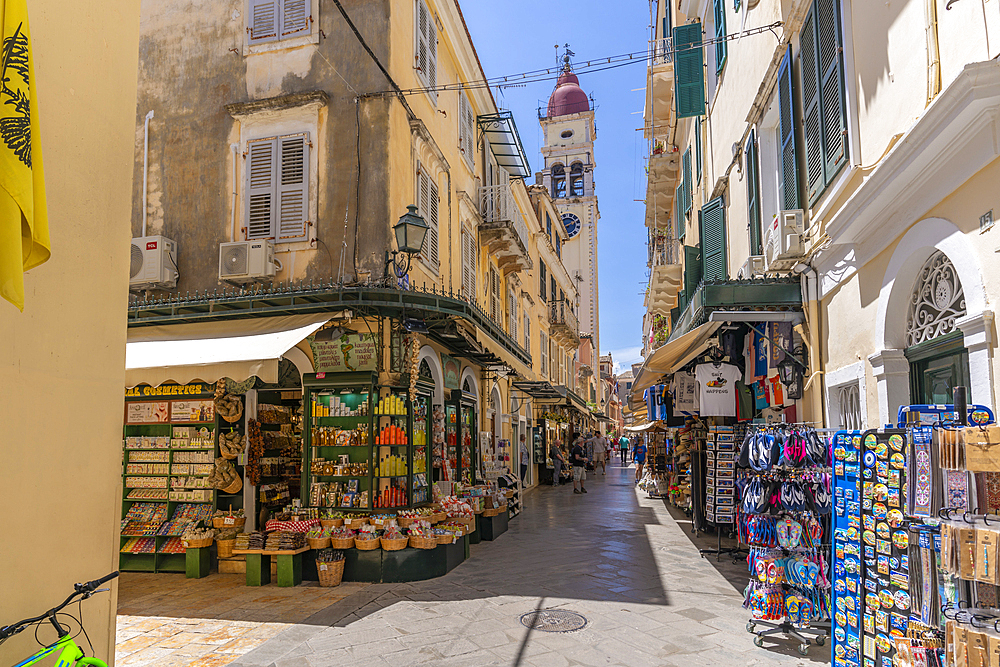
[629,321,722,410]
[511,380,563,399]
[478,112,531,178]
[625,421,658,432]
[125,313,334,388]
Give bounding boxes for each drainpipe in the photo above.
[230,143,239,242]
[926,0,942,105]
[141,110,154,237]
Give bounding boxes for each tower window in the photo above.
[552,163,566,198]
[561,130,574,139]
[570,162,584,197]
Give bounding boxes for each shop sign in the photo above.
[309,332,377,372]
[125,382,213,398]
[126,401,169,423]
[170,400,215,423]
[441,353,461,390]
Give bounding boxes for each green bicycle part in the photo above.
[13,634,106,667]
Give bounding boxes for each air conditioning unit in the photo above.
[129,235,178,290]
[737,255,766,279]
[763,209,805,272]
[219,240,276,283]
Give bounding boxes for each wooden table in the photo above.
[233,547,310,587]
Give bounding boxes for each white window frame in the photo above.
[459,91,476,171]
[757,93,782,234]
[245,0,318,55]
[414,0,438,103]
[825,361,869,431]
[244,132,311,244]
[416,161,439,270]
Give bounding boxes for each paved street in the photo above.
[217,461,826,667]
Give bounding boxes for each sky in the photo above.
[459,1,653,374]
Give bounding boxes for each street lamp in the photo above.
[384,205,430,281]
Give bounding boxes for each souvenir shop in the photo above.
[120,313,522,585]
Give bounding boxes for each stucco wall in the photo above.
[0,1,140,664]
[130,0,392,292]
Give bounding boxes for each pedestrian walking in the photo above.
[519,433,529,486]
[633,436,647,483]
[570,436,589,494]
[619,434,630,465]
[549,438,566,486]
[593,432,608,475]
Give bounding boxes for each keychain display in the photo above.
[832,430,863,667]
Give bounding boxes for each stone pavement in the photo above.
[223,462,828,667]
[115,572,369,667]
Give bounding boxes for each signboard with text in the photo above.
[309,333,378,373]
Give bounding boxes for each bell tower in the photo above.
[539,48,601,360]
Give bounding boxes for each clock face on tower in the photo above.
[562,213,581,239]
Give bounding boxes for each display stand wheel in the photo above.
[815,635,826,646]
[745,622,755,633]
[753,636,764,648]
[797,644,809,656]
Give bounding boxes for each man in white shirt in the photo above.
[593,432,608,475]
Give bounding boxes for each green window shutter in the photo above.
[684,244,703,298]
[674,23,705,118]
[746,130,762,255]
[714,0,727,74]
[777,46,801,211]
[817,0,848,184]
[682,148,693,216]
[800,9,824,204]
[675,184,685,238]
[700,197,727,282]
[695,117,702,184]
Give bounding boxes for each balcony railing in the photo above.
[649,237,681,267]
[478,183,532,274]
[649,37,673,66]
[548,298,580,345]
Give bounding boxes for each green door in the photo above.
[906,331,970,404]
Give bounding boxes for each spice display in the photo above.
[246,418,264,485]
[214,380,243,422]
[439,496,474,518]
[257,404,291,424]
[264,531,305,551]
[207,457,240,490]
[158,537,187,554]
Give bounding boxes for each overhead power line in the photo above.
[359,22,783,100]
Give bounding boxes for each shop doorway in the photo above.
[902,251,970,405]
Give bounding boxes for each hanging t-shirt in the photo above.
[753,379,768,410]
[735,381,754,422]
[643,388,655,422]
[694,363,742,417]
[768,375,785,406]
[673,372,700,414]
[754,329,769,378]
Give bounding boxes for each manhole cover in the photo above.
[519,609,588,633]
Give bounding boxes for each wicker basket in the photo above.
[216,538,236,559]
[329,536,355,549]
[435,533,457,545]
[221,476,243,495]
[320,518,344,529]
[396,516,414,529]
[306,536,331,550]
[316,559,345,587]
[213,516,246,530]
[355,537,380,551]
[483,508,499,517]
[380,536,408,551]
[409,535,437,550]
[430,511,447,524]
[345,517,368,529]
[183,537,214,549]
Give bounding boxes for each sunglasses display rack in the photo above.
[739,423,833,656]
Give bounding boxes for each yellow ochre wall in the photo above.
[0,1,141,664]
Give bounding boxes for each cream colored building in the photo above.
[0,1,140,665]
[634,0,1000,427]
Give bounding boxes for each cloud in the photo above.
[605,346,643,374]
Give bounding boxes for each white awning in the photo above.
[628,321,722,410]
[125,313,335,388]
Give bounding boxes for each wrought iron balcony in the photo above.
[548,298,580,346]
[479,184,532,275]
[649,37,673,66]
[644,37,674,146]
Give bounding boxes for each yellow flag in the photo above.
[0,0,47,311]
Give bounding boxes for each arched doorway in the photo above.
[904,251,970,404]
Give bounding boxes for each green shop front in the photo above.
[121,287,529,584]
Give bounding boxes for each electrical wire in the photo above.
[360,23,783,100]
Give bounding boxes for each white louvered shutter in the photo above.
[281,0,311,37]
[428,178,439,266]
[249,0,278,43]
[459,93,475,168]
[417,166,430,258]
[277,133,309,242]
[245,138,277,239]
[523,310,530,351]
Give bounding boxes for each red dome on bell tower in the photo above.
[546,60,590,117]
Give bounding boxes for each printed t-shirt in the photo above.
[673,372,700,413]
[768,375,785,406]
[753,379,769,410]
[754,330,769,378]
[643,388,655,422]
[694,363,743,417]
[633,442,647,462]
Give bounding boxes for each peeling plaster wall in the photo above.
[130,0,391,294]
